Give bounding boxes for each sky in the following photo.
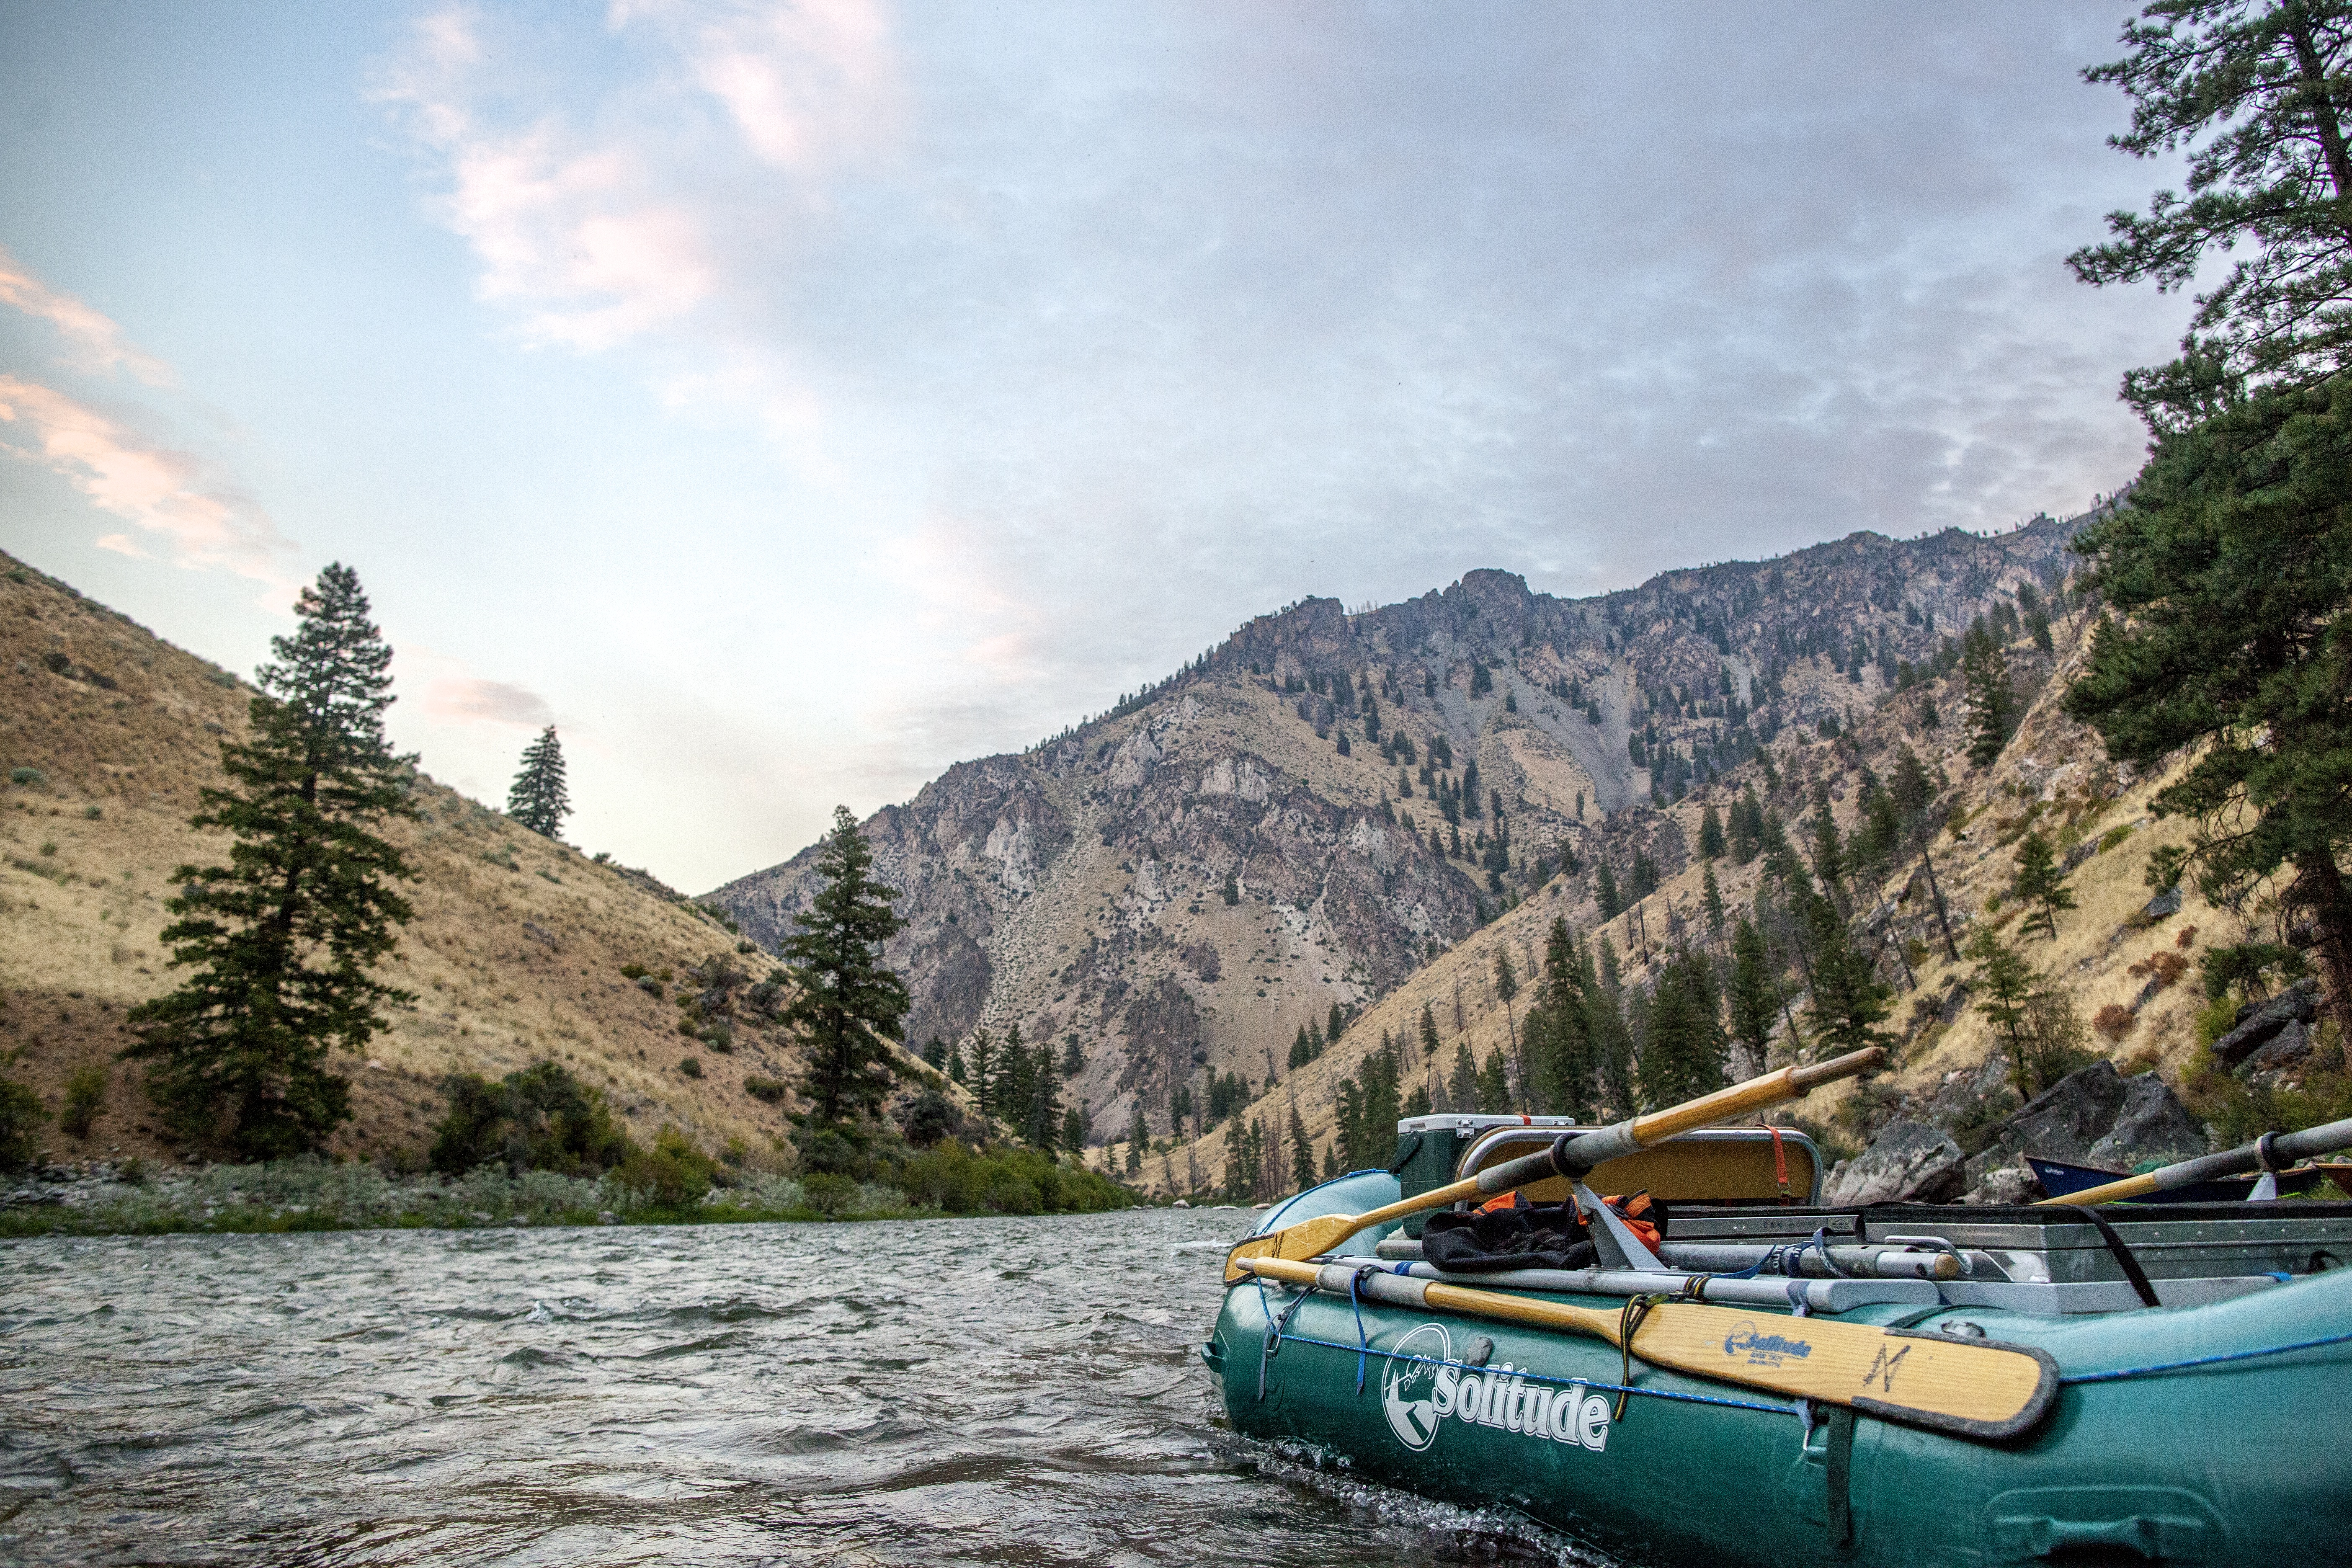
[0,1,2187,891]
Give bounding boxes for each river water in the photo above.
[1,1208,1606,1566]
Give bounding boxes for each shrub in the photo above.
[2017,991,2099,1098]
[801,1172,856,1214]
[82,805,101,820]
[703,1023,733,1054]
[60,1063,107,1140]
[2097,823,2134,853]
[743,1076,787,1104]
[2092,1003,2136,1042]
[428,1061,634,1176]
[619,963,647,980]
[897,1088,956,1148]
[678,1055,703,1078]
[616,1125,718,1211]
[0,1066,45,1172]
[2126,950,2191,990]
[8,767,41,787]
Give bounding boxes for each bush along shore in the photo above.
[0,1139,1132,1238]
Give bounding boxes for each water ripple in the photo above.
[0,1211,1615,1566]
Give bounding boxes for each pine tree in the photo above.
[1964,632,2018,767]
[1289,1105,1316,1191]
[967,1030,996,1123]
[1321,1142,1341,1181]
[1800,895,1895,1057]
[1702,864,1725,932]
[1447,1040,1479,1113]
[1697,804,1727,860]
[1476,1048,1509,1114]
[1968,928,2037,1060]
[1222,870,1239,906]
[1728,918,1782,1079]
[2009,830,2077,940]
[1061,1035,1086,1078]
[125,564,418,1158]
[1418,1003,1440,1059]
[947,1041,967,1086]
[1596,861,1622,920]
[2068,2,2352,427]
[1126,1099,1148,1175]
[1326,1000,1346,1046]
[1289,1024,1313,1070]
[1637,950,1728,1110]
[2067,379,2352,1038]
[505,725,570,838]
[1531,916,1597,1121]
[781,806,910,1162]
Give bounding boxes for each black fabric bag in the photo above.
[1421,1199,1597,1272]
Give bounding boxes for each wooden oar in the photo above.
[1224,1047,1882,1284]
[1240,1254,2057,1441]
[2035,1115,2352,1207]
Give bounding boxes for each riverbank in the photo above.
[0,1156,925,1236]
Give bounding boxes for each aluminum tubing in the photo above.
[1552,1122,1644,1176]
[1403,1263,1939,1313]
[1658,1243,1960,1281]
[1315,1262,1432,1311]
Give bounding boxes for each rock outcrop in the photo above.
[1826,1121,1966,1206]
[2211,978,2321,1068]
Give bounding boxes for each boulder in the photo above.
[1963,1165,2039,1207]
[2211,978,2319,1067]
[2001,1059,2129,1164]
[2143,885,2183,920]
[2242,1018,2313,1076]
[1920,1051,2019,1131]
[1824,1120,1965,1207]
[2085,1073,2208,1171]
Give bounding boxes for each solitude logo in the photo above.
[1380,1324,1452,1451]
[1380,1323,1612,1455]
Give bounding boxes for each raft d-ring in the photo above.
[1882,1233,1974,1277]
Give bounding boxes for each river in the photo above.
[1,1208,1607,1565]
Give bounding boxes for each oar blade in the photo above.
[1636,1308,2058,1439]
[1223,1214,1361,1284]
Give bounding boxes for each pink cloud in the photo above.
[0,245,174,385]
[616,0,902,173]
[373,10,717,352]
[422,673,557,728]
[0,375,299,595]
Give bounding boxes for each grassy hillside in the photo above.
[0,553,929,1169]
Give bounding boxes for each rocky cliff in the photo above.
[707,516,2082,1158]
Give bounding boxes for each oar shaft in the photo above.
[2038,1114,2352,1207]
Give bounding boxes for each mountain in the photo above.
[0,552,931,1168]
[707,516,2098,1178]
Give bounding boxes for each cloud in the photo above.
[0,375,300,594]
[421,673,557,728]
[0,244,175,385]
[616,0,902,173]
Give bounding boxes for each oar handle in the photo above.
[2038,1113,2352,1207]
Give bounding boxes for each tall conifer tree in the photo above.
[505,726,570,838]
[125,564,417,1158]
[781,807,909,1162]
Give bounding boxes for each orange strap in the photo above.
[1770,1125,1792,1205]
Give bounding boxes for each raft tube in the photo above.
[1204,1170,2352,1566]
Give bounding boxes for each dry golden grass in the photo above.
[0,553,921,1167]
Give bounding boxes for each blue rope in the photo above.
[2059,1327,2352,1385]
[1273,1329,1800,1418]
[1348,1269,1372,1395]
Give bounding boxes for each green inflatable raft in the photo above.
[1203,1119,2352,1566]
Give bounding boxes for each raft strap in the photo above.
[2048,1204,2160,1308]
[1613,1292,1672,1420]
